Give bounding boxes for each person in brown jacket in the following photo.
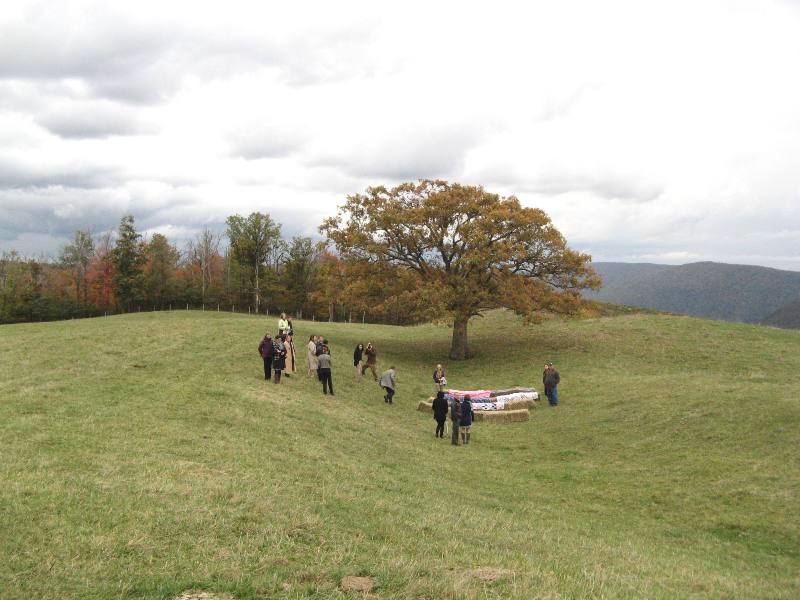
[364,342,378,381]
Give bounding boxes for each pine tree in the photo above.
[111,215,146,312]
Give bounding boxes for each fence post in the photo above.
[248,306,251,315]
[202,304,205,311]
[217,304,219,312]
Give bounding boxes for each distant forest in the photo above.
[585,261,800,328]
[0,213,415,326]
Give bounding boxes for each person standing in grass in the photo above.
[278,312,290,336]
[380,366,397,404]
[432,390,449,438]
[459,395,474,444]
[450,393,462,446]
[272,335,286,384]
[353,343,365,378]
[433,364,447,392]
[364,342,378,381]
[258,333,274,381]
[315,337,325,381]
[283,333,297,378]
[307,335,318,377]
[543,362,560,406]
[318,347,334,395]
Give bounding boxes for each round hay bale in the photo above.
[474,409,530,423]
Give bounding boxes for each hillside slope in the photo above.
[1,310,798,599]
[762,298,800,329]
[587,261,800,322]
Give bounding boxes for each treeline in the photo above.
[0,213,421,326]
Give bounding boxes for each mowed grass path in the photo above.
[1,310,798,599]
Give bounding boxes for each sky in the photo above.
[1,0,799,269]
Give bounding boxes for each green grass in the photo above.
[1,309,798,599]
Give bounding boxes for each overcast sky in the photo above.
[1,0,799,269]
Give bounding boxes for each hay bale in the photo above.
[474,409,530,423]
[504,398,537,411]
[418,400,433,413]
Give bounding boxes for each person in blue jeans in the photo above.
[543,362,560,406]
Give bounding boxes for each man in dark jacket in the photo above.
[258,334,273,380]
[450,394,462,446]
[432,391,448,438]
[543,362,561,406]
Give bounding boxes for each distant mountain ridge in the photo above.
[761,299,800,329]
[584,261,800,326]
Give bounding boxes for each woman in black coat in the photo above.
[353,343,365,378]
[432,391,449,438]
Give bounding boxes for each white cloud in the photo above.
[0,0,798,269]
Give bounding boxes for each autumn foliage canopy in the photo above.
[320,180,600,359]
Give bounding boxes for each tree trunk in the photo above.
[449,314,470,360]
[254,262,260,313]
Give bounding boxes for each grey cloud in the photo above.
[35,101,154,139]
[229,129,309,160]
[0,156,120,190]
[475,164,665,203]
[309,125,482,181]
[0,7,377,106]
[0,186,200,243]
[528,173,664,202]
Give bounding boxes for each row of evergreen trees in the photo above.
[0,213,402,325]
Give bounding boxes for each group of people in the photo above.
[352,342,379,380]
[259,313,564,445]
[257,313,298,384]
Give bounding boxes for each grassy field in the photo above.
[1,309,798,599]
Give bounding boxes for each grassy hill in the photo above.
[587,261,800,323]
[1,310,798,599]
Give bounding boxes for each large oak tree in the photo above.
[320,180,600,359]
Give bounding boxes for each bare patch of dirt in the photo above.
[467,568,514,582]
[340,575,376,593]
[174,591,235,600]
